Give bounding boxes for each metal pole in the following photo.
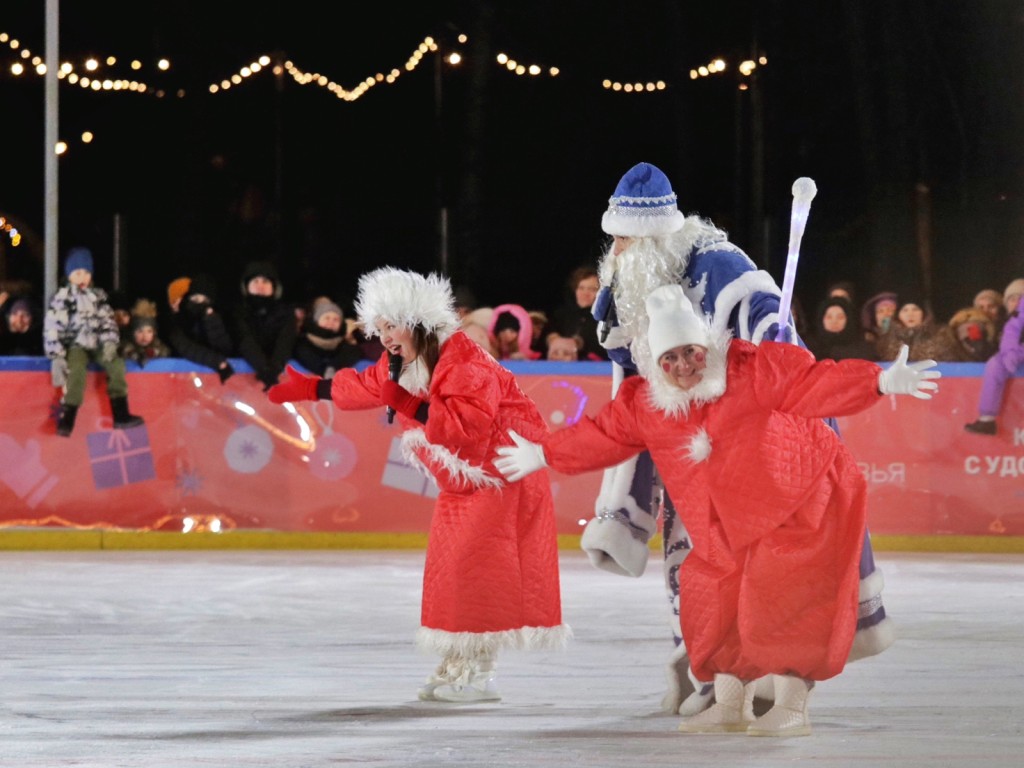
[44,0,59,301]
[112,213,124,291]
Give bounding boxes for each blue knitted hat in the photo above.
[602,162,686,237]
[65,247,94,277]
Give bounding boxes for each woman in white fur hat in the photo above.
[268,267,569,703]
[495,284,940,736]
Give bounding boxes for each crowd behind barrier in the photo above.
[0,357,1021,544]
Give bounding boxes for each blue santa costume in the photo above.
[587,162,894,713]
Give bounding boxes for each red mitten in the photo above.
[268,364,321,404]
[380,379,424,419]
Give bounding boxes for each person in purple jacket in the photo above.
[965,277,1024,435]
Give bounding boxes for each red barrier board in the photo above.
[0,366,1020,537]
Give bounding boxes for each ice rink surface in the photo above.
[0,548,1021,767]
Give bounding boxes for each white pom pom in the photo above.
[792,177,818,204]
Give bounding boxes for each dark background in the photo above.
[2,1,1022,322]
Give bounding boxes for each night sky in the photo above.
[2,1,1022,323]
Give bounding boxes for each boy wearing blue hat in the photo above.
[43,247,144,436]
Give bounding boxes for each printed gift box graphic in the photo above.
[86,423,157,490]
[381,436,439,499]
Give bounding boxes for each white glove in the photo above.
[597,321,630,351]
[50,357,68,388]
[494,430,547,482]
[878,344,941,399]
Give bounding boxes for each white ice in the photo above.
[0,550,1021,767]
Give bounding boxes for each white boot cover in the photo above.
[677,674,753,734]
[429,655,501,703]
[747,675,812,737]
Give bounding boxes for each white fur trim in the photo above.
[848,616,896,662]
[355,267,459,342]
[400,429,504,491]
[645,328,730,417]
[686,428,712,463]
[602,208,686,238]
[709,270,782,339]
[416,624,573,658]
[859,565,885,601]
[580,515,650,578]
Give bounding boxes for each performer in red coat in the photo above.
[269,267,569,703]
[496,284,940,736]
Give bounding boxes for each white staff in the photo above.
[775,177,818,342]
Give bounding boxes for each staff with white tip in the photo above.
[775,177,818,342]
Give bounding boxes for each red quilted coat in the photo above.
[545,340,881,682]
[329,331,567,656]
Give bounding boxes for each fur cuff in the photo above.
[580,516,650,577]
[848,616,896,662]
[416,624,573,658]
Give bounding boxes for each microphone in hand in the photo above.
[386,353,403,423]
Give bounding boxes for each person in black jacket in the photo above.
[293,296,361,376]
[165,273,236,382]
[232,261,297,390]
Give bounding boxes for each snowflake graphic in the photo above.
[176,469,203,496]
[239,439,260,459]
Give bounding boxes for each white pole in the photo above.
[44,0,60,302]
[775,177,817,341]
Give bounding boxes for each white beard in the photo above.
[598,215,730,379]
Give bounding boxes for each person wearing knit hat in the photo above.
[267,266,569,703]
[581,162,895,717]
[165,273,236,384]
[292,296,360,377]
[232,260,296,390]
[965,276,1024,435]
[495,284,941,737]
[119,310,172,368]
[43,246,144,436]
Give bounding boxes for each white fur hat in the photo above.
[645,284,708,361]
[355,267,460,341]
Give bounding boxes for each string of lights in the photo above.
[2,25,766,103]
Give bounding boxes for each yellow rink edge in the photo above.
[0,530,1023,554]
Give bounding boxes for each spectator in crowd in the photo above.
[43,246,144,436]
[165,273,236,382]
[972,288,1006,332]
[964,278,1024,436]
[119,299,171,367]
[487,304,540,361]
[232,260,298,390]
[806,295,874,361]
[0,291,43,356]
[494,284,940,737]
[293,296,361,377]
[876,297,943,361]
[942,307,999,363]
[859,291,898,345]
[267,267,569,703]
[545,334,580,362]
[460,306,496,358]
[545,265,609,362]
